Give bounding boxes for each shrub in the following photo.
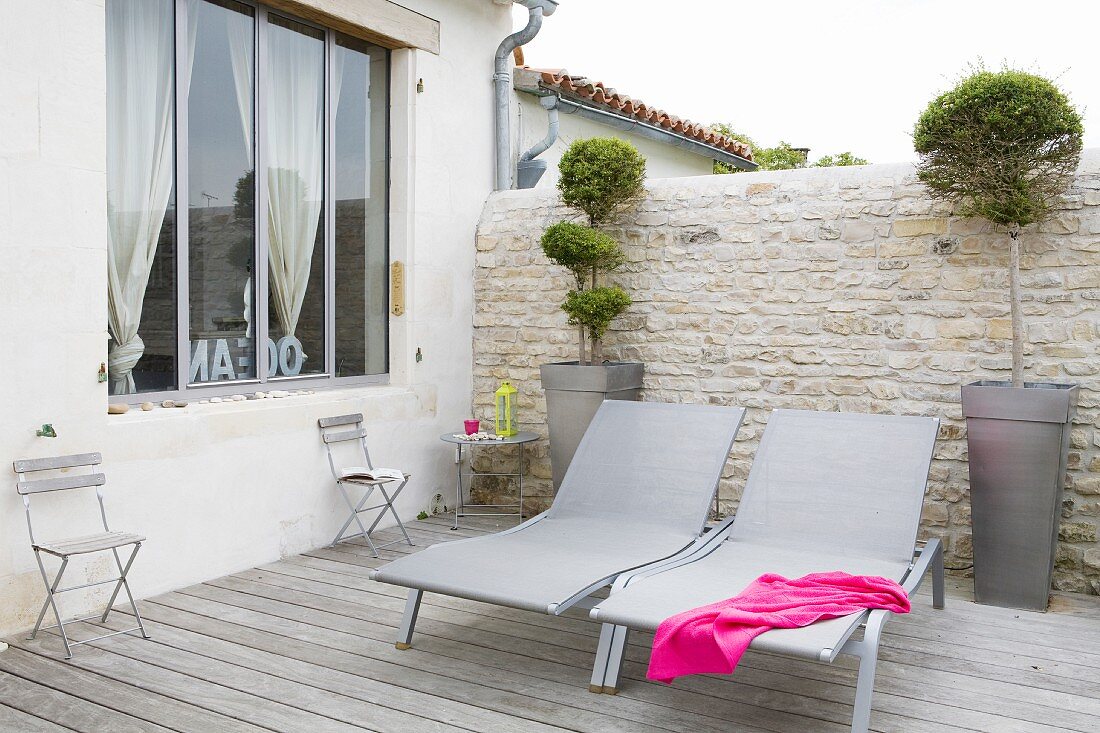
[913,67,1083,386]
[557,138,646,227]
[540,221,625,289]
[562,287,632,342]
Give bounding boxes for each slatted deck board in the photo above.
[2,514,1099,733]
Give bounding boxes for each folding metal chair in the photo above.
[319,413,413,557]
[13,453,150,659]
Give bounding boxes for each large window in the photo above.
[105,0,389,397]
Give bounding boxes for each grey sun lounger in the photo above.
[369,400,746,649]
[587,409,944,733]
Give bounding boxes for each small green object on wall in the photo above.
[36,424,57,438]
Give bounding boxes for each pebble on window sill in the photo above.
[199,389,314,404]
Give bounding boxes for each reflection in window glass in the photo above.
[187,0,256,383]
[334,36,388,377]
[266,14,325,378]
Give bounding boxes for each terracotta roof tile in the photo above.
[521,67,753,162]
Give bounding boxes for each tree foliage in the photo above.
[557,137,646,227]
[913,68,1082,227]
[756,142,809,171]
[562,287,632,341]
[710,123,868,173]
[540,221,624,289]
[813,152,869,168]
[913,66,1083,387]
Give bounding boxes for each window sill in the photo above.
[104,381,429,424]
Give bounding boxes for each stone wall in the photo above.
[472,153,1100,594]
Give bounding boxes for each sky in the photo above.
[513,0,1100,164]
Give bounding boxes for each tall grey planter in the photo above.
[961,381,1078,611]
[540,362,643,490]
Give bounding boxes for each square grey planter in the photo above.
[540,361,644,491]
[961,380,1078,611]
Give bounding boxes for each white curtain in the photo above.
[106,0,175,394]
[185,0,251,156]
[266,24,324,338]
[226,9,254,165]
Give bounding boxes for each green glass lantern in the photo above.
[494,381,518,436]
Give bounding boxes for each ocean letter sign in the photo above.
[189,335,306,383]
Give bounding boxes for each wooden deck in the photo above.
[2,515,1099,733]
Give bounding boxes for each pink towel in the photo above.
[647,571,910,684]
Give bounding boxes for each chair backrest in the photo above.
[14,453,105,495]
[547,401,746,537]
[318,413,371,475]
[13,453,110,544]
[318,413,366,444]
[728,409,939,564]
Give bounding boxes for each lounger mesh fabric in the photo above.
[371,401,745,612]
[547,401,742,534]
[729,409,939,564]
[591,409,939,659]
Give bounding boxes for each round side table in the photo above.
[440,431,539,530]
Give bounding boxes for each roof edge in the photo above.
[514,69,755,168]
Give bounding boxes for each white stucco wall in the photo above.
[0,0,506,636]
[515,92,718,189]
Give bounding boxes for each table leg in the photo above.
[452,444,462,530]
[518,442,525,520]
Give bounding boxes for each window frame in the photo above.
[126,0,391,403]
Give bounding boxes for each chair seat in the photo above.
[34,531,145,557]
[338,469,410,486]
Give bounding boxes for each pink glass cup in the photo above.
[464,419,480,435]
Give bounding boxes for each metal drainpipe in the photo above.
[515,95,559,189]
[495,4,550,190]
[520,94,559,162]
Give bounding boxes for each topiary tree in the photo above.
[541,138,646,365]
[914,68,1083,387]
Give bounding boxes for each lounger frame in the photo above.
[587,408,945,733]
[373,401,747,650]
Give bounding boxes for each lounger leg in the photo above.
[601,625,630,695]
[851,651,877,733]
[395,589,422,650]
[847,610,887,733]
[931,540,945,610]
[589,623,616,693]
